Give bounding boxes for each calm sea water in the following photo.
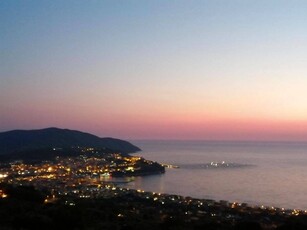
[124,140,307,210]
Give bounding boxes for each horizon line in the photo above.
[128,139,307,144]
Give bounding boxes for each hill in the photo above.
[0,127,140,155]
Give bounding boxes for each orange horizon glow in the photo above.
[2,92,307,141]
[3,114,307,141]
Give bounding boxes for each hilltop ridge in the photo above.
[0,127,141,154]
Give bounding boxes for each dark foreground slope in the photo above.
[0,183,306,230]
[0,128,140,154]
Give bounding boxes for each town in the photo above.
[0,147,164,191]
[0,147,306,229]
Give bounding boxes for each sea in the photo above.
[122,140,307,210]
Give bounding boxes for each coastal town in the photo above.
[0,147,164,191]
[0,147,307,229]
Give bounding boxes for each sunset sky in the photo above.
[1,0,307,140]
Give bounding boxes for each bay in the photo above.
[123,140,307,210]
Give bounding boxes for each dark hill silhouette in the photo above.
[0,127,140,154]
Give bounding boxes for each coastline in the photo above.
[1,142,307,228]
[129,140,307,210]
[2,182,305,230]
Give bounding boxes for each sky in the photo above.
[1,0,307,141]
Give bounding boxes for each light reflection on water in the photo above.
[122,140,307,210]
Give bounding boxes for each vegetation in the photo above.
[0,127,140,155]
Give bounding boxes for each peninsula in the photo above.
[0,128,165,180]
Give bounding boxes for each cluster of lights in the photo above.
[0,190,8,198]
[0,174,8,179]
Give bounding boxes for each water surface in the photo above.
[123,140,307,210]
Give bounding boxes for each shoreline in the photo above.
[115,185,306,216]
[130,142,307,211]
[2,172,307,229]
